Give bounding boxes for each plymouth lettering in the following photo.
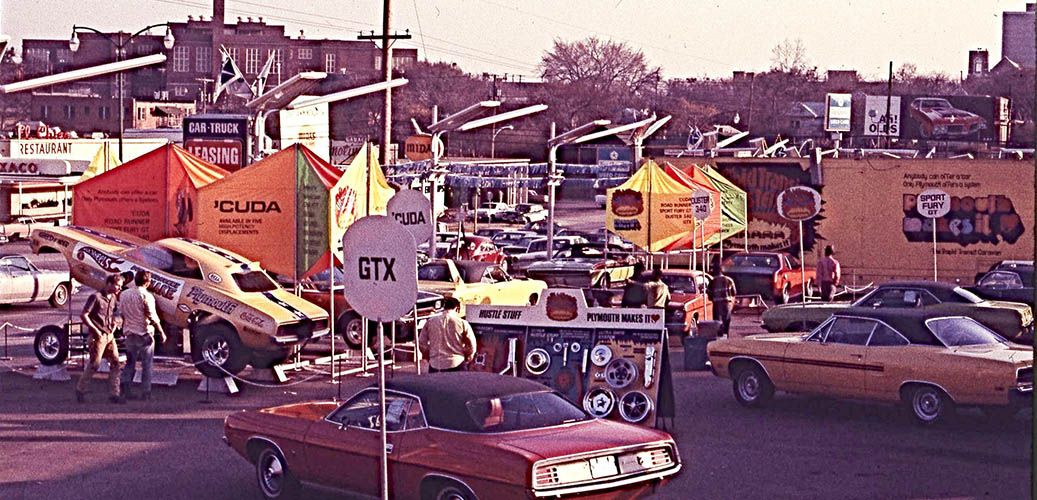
[185,286,239,314]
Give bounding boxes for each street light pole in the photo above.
[490,124,512,158]
[70,24,175,162]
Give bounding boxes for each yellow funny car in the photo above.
[31,226,329,377]
[708,309,1032,424]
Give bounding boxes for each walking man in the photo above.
[816,245,841,301]
[708,269,737,337]
[75,273,125,404]
[418,297,477,373]
[645,268,671,309]
[119,271,166,400]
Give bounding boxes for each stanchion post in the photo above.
[2,323,9,361]
[378,321,389,500]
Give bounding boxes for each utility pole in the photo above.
[885,61,893,149]
[359,0,411,165]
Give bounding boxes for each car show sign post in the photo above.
[776,186,822,304]
[341,215,417,500]
[917,189,950,280]
[690,188,713,273]
[387,189,433,245]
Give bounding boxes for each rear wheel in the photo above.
[34,325,69,365]
[339,313,366,351]
[49,282,70,308]
[425,480,477,500]
[732,364,774,407]
[255,446,300,499]
[778,284,790,304]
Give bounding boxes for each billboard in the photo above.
[824,93,852,132]
[183,115,249,170]
[817,158,1033,283]
[898,95,997,142]
[863,95,901,136]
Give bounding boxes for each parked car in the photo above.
[474,202,512,222]
[507,236,588,276]
[966,260,1034,308]
[418,259,546,310]
[224,372,682,500]
[761,280,1034,344]
[707,309,1033,424]
[586,228,637,253]
[1,216,57,242]
[490,229,537,249]
[721,251,816,304]
[525,243,639,289]
[30,226,330,377]
[656,269,713,336]
[443,235,509,271]
[0,254,74,308]
[908,97,987,139]
[522,220,565,235]
[285,268,445,351]
[499,203,548,224]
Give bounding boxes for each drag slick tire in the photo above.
[732,363,774,408]
[191,323,249,378]
[34,325,69,366]
[255,446,300,499]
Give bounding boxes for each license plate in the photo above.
[589,455,618,479]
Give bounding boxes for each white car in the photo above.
[595,194,608,208]
[474,202,511,222]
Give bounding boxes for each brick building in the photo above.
[18,16,416,137]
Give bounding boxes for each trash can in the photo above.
[683,336,710,371]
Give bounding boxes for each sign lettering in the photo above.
[358,256,397,281]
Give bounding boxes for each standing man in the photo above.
[119,271,166,400]
[418,297,477,373]
[816,245,841,301]
[708,269,737,337]
[621,262,647,307]
[645,268,671,309]
[75,273,125,404]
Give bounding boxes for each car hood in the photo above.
[497,418,672,461]
[927,108,980,121]
[238,289,330,323]
[946,344,1033,364]
[527,260,596,272]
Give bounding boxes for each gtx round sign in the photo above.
[690,188,713,220]
[776,186,822,221]
[341,216,417,322]
[917,189,950,218]
[387,189,433,244]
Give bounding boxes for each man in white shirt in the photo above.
[418,297,477,372]
[119,271,166,400]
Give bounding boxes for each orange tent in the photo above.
[73,144,229,241]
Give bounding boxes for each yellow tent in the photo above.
[77,144,121,183]
[329,143,395,264]
[606,160,699,252]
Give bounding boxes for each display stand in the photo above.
[196,376,238,394]
[250,368,286,384]
[33,364,71,381]
[468,288,671,427]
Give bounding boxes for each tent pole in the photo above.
[744,195,749,253]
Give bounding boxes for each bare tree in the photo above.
[770,38,809,73]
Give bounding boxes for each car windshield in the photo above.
[926,317,1007,346]
[661,275,698,292]
[233,271,280,292]
[951,287,984,304]
[723,254,779,269]
[493,233,526,245]
[527,240,548,252]
[463,391,590,432]
[979,271,1024,289]
[418,263,452,282]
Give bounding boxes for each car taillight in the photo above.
[1016,367,1033,390]
[532,445,675,489]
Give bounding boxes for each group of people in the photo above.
[75,271,166,404]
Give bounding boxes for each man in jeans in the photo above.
[119,271,166,400]
[75,273,125,404]
[418,297,476,372]
[816,245,841,301]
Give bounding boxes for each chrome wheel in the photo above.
[732,364,774,407]
[39,331,61,360]
[201,336,230,367]
[434,484,474,500]
[738,372,761,400]
[911,386,945,423]
[256,448,296,499]
[50,283,69,307]
[341,315,365,350]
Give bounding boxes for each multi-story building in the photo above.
[1001,3,1035,68]
[18,16,417,138]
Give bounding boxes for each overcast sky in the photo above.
[2,0,1027,80]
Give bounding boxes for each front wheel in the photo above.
[433,483,477,500]
[34,325,69,365]
[191,324,250,378]
[906,385,952,425]
[49,282,70,308]
[778,284,790,304]
[255,447,300,500]
[732,364,774,407]
[339,313,366,351]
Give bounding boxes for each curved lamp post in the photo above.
[69,24,175,161]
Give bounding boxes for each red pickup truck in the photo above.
[720,251,816,304]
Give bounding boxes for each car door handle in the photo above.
[852,353,863,359]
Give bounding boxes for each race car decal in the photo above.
[70,225,138,247]
[178,238,250,267]
[75,244,125,272]
[72,242,186,307]
[185,286,240,314]
[262,292,309,320]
